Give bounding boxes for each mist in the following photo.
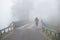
[0,0,13,29]
[12,0,60,31]
[0,0,60,31]
[1,0,60,40]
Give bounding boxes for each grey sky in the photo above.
[0,0,60,31]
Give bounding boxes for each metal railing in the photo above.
[0,23,14,40]
[42,22,60,40]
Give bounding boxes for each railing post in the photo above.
[55,33,56,37]
[11,27,12,32]
[8,27,9,32]
[4,29,5,33]
[0,30,2,39]
[57,33,60,40]
[50,31,51,35]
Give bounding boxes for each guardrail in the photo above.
[42,22,60,40]
[0,23,14,40]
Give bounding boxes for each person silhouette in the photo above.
[35,17,39,26]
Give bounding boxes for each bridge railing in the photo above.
[42,22,60,40]
[0,23,14,40]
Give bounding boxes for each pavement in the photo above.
[3,23,51,40]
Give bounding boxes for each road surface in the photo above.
[3,24,50,40]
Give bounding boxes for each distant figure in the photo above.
[35,17,39,26]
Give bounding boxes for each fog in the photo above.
[0,0,13,29]
[0,0,60,31]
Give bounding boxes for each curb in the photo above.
[1,30,14,40]
[40,29,52,40]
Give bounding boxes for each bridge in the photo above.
[0,0,60,40]
[0,21,60,40]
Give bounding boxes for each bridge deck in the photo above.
[2,24,51,40]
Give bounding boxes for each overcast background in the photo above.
[0,0,60,32]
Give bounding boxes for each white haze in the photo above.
[0,0,60,31]
[0,0,13,30]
